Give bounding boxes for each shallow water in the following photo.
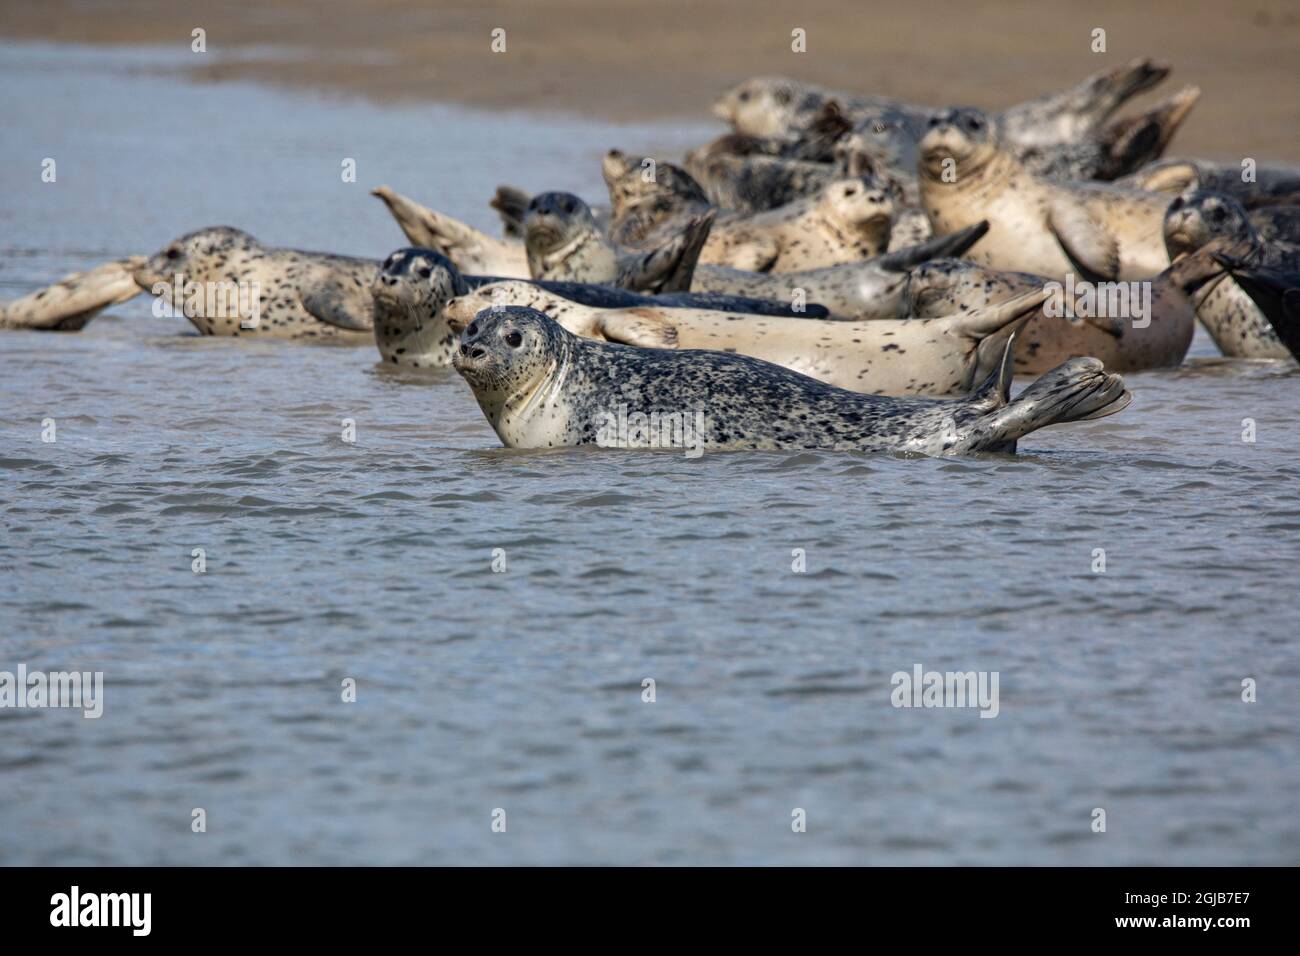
[2,42,1299,866]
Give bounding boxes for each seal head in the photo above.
[372,248,469,367]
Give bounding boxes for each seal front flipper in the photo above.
[1049,199,1120,281]
[301,282,374,332]
[597,309,680,348]
[1,257,147,331]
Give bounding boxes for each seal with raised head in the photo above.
[523,191,714,293]
[902,242,1230,374]
[1163,191,1296,358]
[446,280,1049,397]
[919,107,1171,280]
[452,307,1130,455]
[1,257,146,331]
[133,227,376,340]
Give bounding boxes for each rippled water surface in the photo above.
[2,43,1299,865]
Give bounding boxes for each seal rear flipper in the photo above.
[372,186,525,275]
[1049,199,1120,281]
[491,186,532,238]
[877,221,990,272]
[964,357,1131,452]
[301,284,374,332]
[1,257,147,331]
[1096,86,1201,180]
[952,288,1049,392]
[624,210,717,294]
[598,309,680,348]
[1213,255,1300,360]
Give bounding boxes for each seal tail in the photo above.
[962,349,1131,453]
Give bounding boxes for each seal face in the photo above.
[134,227,376,339]
[371,248,469,367]
[452,307,1130,456]
[1163,191,1292,358]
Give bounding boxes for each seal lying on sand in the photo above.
[919,107,1171,280]
[356,248,833,368]
[133,227,375,339]
[446,280,1048,397]
[903,243,1230,374]
[523,191,715,292]
[690,222,989,319]
[1164,192,1296,358]
[1,258,146,331]
[452,307,1131,455]
[1214,256,1300,363]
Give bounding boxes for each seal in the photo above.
[451,306,1131,455]
[1163,191,1295,358]
[919,107,1171,281]
[689,222,989,319]
[1214,256,1300,363]
[523,191,715,292]
[372,185,530,278]
[446,280,1049,397]
[902,242,1229,374]
[1118,158,1300,205]
[133,227,376,340]
[1,257,146,331]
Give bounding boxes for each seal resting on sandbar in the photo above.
[451,307,1131,455]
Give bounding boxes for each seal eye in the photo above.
[1210,206,1227,223]
[561,198,576,215]
[505,331,523,348]
[466,321,479,337]
[166,247,180,260]
[965,115,983,132]
[1169,196,1184,212]
[738,90,751,102]
[418,266,432,279]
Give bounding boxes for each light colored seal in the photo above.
[134,227,375,340]
[1163,191,1294,358]
[452,306,1130,455]
[1118,158,1300,204]
[919,107,1171,280]
[446,280,1049,397]
[902,243,1230,375]
[689,222,989,319]
[372,185,530,278]
[523,191,714,292]
[1,257,146,331]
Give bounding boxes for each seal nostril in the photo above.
[470,347,486,359]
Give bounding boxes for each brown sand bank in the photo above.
[2,0,1298,158]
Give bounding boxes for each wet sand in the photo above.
[2,0,1298,158]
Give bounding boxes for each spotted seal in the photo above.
[132,227,375,339]
[920,107,1171,281]
[446,280,1048,397]
[452,306,1130,455]
[1,257,146,331]
[902,242,1230,374]
[373,185,530,278]
[1163,191,1296,358]
[523,192,714,292]
[1214,256,1300,363]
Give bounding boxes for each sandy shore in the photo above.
[2,0,1298,158]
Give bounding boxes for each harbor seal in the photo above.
[1,257,145,331]
[373,185,530,278]
[919,107,1171,280]
[689,222,989,319]
[902,243,1229,374]
[133,227,376,340]
[452,307,1131,455]
[1163,191,1294,358]
[446,280,1049,397]
[523,191,715,292]
[1214,256,1300,363]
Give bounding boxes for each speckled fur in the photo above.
[919,108,1171,281]
[134,227,375,340]
[1163,192,1295,358]
[369,248,469,367]
[453,307,1130,455]
[450,280,1048,397]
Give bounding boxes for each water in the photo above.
[2,42,1298,866]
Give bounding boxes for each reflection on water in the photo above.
[1,43,1298,865]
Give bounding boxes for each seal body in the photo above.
[134,227,375,340]
[452,307,1130,455]
[448,280,1048,397]
[919,108,1171,281]
[1164,192,1295,358]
